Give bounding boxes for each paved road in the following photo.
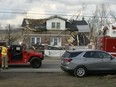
[1,60,63,73]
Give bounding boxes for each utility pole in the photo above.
[8,24,11,46]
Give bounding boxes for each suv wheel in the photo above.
[74,66,86,77]
[30,57,41,68]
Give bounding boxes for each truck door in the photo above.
[9,46,23,60]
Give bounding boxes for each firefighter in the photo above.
[0,45,8,69]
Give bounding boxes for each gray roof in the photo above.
[66,22,78,31]
[74,20,88,25]
[69,19,90,33]
[77,25,90,32]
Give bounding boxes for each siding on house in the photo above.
[22,29,71,47]
[46,18,66,30]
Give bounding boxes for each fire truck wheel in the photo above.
[30,57,42,68]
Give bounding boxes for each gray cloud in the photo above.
[49,0,116,5]
[0,0,116,26]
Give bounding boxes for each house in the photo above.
[21,15,90,49]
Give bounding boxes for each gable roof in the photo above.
[21,16,89,32]
[21,15,67,27]
[21,15,67,31]
[46,15,67,21]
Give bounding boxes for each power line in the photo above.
[0,10,72,15]
[0,10,115,19]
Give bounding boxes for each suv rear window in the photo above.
[62,51,82,58]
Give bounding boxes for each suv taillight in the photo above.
[63,58,72,62]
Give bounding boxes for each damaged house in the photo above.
[21,15,90,49]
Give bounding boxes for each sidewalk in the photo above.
[0,68,63,73]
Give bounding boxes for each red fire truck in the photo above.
[0,45,44,68]
[96,23,116,56]
[96,36,116,56]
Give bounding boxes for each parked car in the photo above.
[61,49,116,77]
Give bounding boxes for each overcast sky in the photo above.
[0,0,116,27]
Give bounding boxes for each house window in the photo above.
[31,37,35,44]
[52,22,55,28]
[37,37,41,44]
[57,22,60,29]
[51,22,60,29]
[31,37,41,45]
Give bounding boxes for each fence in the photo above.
[44,50,65,57]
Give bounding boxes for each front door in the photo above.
[50,37,61,47]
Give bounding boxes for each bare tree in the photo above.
[88,4,111,42]
[88,8,98,41]
[96,4,111,27]
[1,24,22,45]
[110,11,116,22]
